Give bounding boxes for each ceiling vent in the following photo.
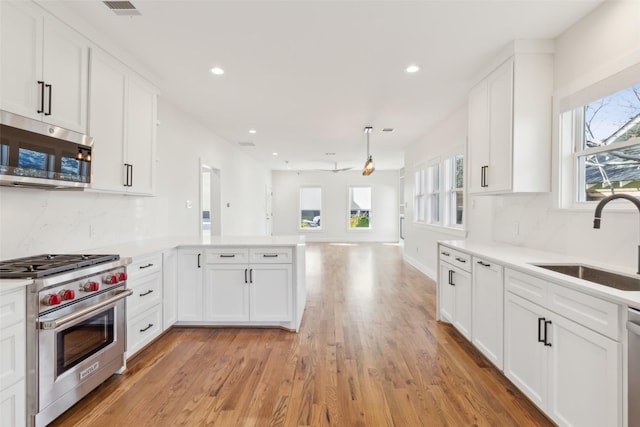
[239,142,255,147]
[103,1,141,16]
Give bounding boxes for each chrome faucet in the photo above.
[593,194,640,274]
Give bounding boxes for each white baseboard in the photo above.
[403,253,436,280]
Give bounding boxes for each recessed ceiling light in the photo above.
[210,67,224,75]
[248,129,257,134]
[272,152,278,156]
[406,65,420,73]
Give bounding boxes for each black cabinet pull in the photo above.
[249,269,253,283]
[220,254,236,258]
[45,83,52,115]
[140,323,153,333]
[139,263,154,269]
[197,253,201,268]
[130,163,133,187]
[455,257,467,263]
[263,254,278,258]
[450,270,455,286]
[544,320,552,346]
[481,165,489,188]
[37,81,45,113]
[477,260,491,268]
[447,270,452,285]
[139,289,153,297]
[244,268,248,284]
[124,163,132,187]
[538,317,545,343]
[441,251,450,257]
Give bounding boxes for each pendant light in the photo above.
[362,126,375,176]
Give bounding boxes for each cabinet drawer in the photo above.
[548,285,620,340]
[0,321,25,389]
[439,246,471,273]
[505,268,548,306]
[0,288,25,329]
[128,254,162,280]
[249,247,292,264]
[127,272,162,317]
[127,304,162,358]
[205,248,249,264]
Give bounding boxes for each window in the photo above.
[300,187,321,229]
[445,154,464,227]
[349,186,371,229]
[414,169,425,223]
[426,164,440,224]
[561,80,640,204]
[413,153,464,230]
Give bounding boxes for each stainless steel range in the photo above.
[0,254,132,427]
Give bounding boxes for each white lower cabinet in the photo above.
[438,248,472,340]
[0,287,26,427]
[204,248,293,323]
[504,270,621,427]
[177,248,203,322]
[472,257,504,369]
[126,253,163,359]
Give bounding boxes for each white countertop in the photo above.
[0,235,305,292]
[440,239,640,310]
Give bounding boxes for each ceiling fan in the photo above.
[316,162,353,173]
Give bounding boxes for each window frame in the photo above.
[299,186,323,231]
[559,81,640,209]
[444,153,464,228]
[413,167,426,224]
[426,162,441,225]
[347,185,372,231]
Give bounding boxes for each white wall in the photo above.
[403,0,640,277]
[0,98,271,259]
[272,170,399,242]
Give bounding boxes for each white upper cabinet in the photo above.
[468,46,554,194]
[88,48,157,195]
[0,1,88,133]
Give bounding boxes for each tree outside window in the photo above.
[349,186,371,229]
[575,83,640,201]
[300,187,321,229]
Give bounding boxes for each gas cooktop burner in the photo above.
[0,254,120,279]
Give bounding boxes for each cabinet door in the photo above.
[486,58,513,193]
[0,1,43,120]
[126,75,157,195]
[0,380,25,427]
[472,259,504,369]
[42,16,88,133]
[177,250,203,322]
[204,265,249,321]
[163,249,178,330]
[250,264,292,322]
[547,314,621,427]
[438,261,455,323]
[88,49,126,192]
[452,267,472,340]
[504,292,547,410]
[467,79,489,194]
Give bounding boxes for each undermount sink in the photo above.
[533,264,640,292]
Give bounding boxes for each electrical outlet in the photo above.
[89,225,96,238]
[186,200,193,209]
[513,222,519,235]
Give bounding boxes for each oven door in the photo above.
[36,288,131,412]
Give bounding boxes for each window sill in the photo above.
[557,201,640,214]
[299,228,323,232]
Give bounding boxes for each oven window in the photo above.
[57,308,115,375]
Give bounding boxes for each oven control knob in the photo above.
[42,294,62,306]
[118,272,127,281]
[59,289,75,301]
[83,281,100,292]
[103,274,119,285]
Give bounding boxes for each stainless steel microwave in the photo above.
[0,110,93,189]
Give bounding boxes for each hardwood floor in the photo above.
[51,243,553,426]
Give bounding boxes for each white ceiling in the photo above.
[43,0,602,172]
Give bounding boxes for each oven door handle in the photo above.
[38,289,133,330]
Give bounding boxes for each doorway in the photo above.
[200,162,221,237]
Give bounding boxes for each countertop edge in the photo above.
[438,239,640,309]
